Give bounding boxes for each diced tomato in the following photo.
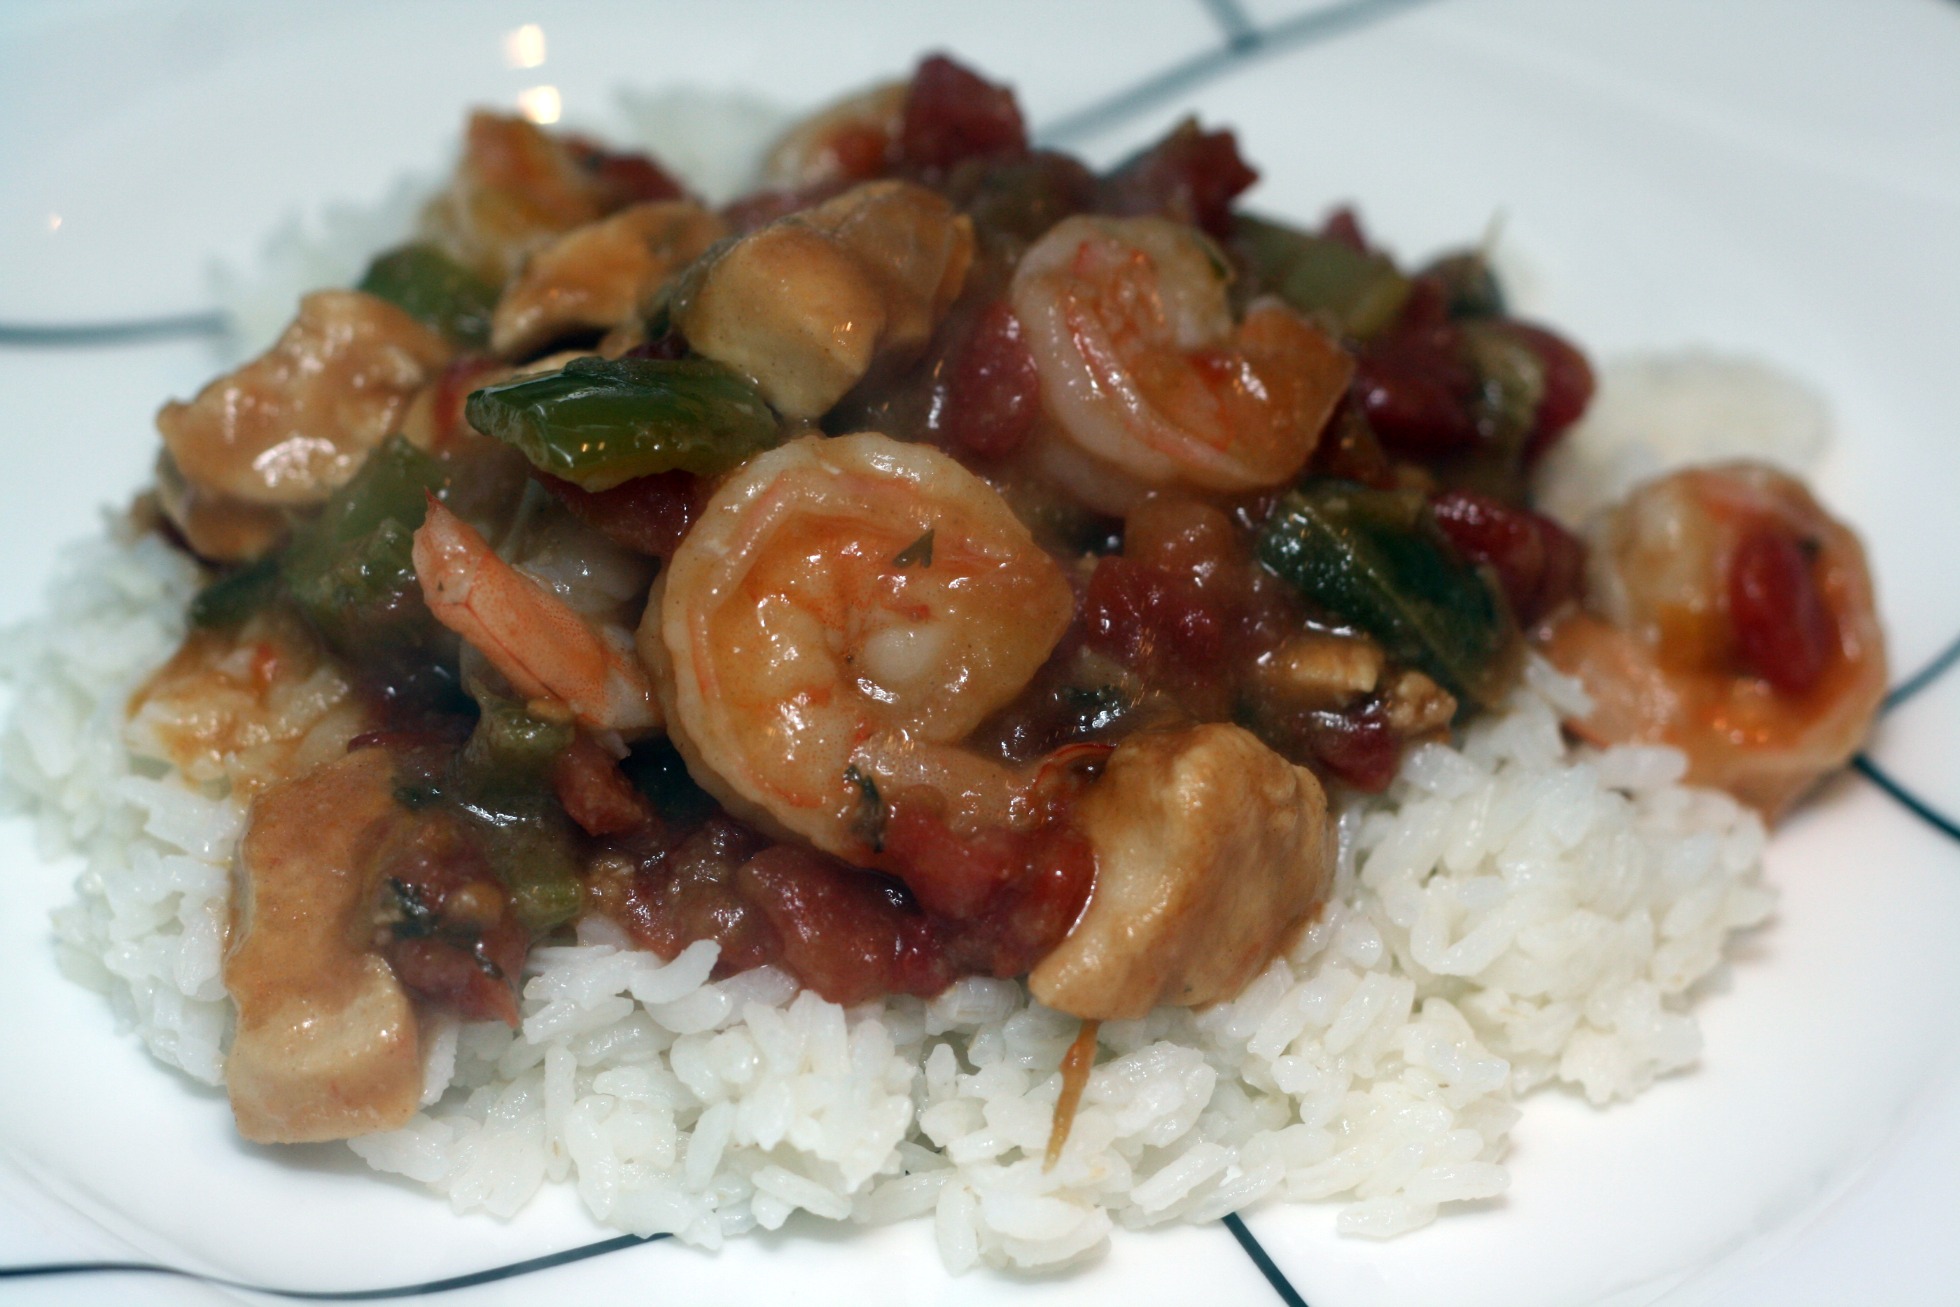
[1430,488,1586,626]
[738,847,952,1005]
[1729,525,1833,695]
[608,817,782,974]
[562,134,686,208]
[938,302,1041,460]
[880,791,1025,920]
[898,54,1029,170]
[385,931,523,1026]
[1082,555,1225,678]
[1100,119,1258,238]
[1321,205,1370,253]
[537,470,700,560]
[1351,326,1479,456]
[553,732,657,837]
[1306,700,1403,792]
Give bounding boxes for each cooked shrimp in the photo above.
[413,497,659,733]
[489,200,727,358]
[676,181,974,418]
[644,431,1074,860]
[1542,462,1885,818]
[157,290,453,513]
[1029,723,1332,1020]
[1009,215,1352,513]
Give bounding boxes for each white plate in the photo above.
[4,2,1959,1304]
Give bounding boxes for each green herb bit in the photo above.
[844,763,885,853]
[357,243,498,348]
[1235,215,1411,339]
[465,356,782,490]
[892,530,935,569]
[1256,482,1516,707]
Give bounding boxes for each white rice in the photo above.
[0,522,1773,1268]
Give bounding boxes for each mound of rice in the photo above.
[1,514,1773,1269]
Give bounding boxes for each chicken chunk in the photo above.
[1029,724,1331,1020]
[157,290,453,511]
[224,748,421,1144]
[489,200,727,358]
[677,181,973,418]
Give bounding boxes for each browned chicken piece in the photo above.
[1255,631,1385,712]
[677,181,974,418]
[157,290,453,519]
[1029,724,1332,1021]
[1542,462,1886,819]
[761,82,905,190]
[225,748,421,1144]
[152,450,289,563]
[1381,669,1458,737]
[126,608,367,799]
[489,200,728,358]
[421,111,613,286]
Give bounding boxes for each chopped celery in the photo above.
[465,356,781,489]
[357,243,497,348]
[1236,215,1410,339]
[1256,482,1515,706]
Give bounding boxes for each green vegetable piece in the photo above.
[357,243,498,348]
[1236,215,1411,339]
[282,436,447,667]
[457,689,574,800]
[465,356,781,490]
[485,815,585,932]
[1256,482,1516,706]
[189,554,282,629]
[1423,250,1507,319]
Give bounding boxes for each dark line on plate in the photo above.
[0,312,229,347]
[1853,755,1960,843]
[0,1234,663,1300]
[1198,0,1264,50]
[1222,1213,1311,1307]
[1883,628,1960,712]
[1038,0,1441,145]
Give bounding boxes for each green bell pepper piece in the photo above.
[465,356,781,489]
[1256,482,1515,707]
[358,243,498,348]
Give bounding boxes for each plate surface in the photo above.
[3,2,1958,1304]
